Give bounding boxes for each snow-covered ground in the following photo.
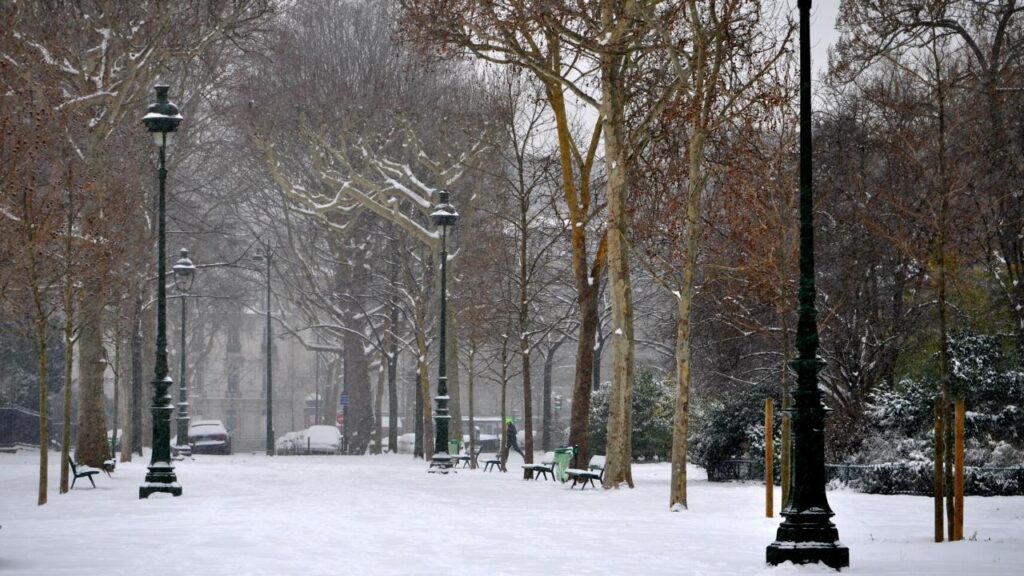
[1,450,1021,575]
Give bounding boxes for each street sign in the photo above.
[339,393,349,407]
[336,413,344,427]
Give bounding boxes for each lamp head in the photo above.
[431,190,459,228]
[143,85,183,146]
[172,248,196,292]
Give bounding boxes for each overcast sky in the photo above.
[810,1,841,79]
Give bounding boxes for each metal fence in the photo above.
[706,459,1024,496]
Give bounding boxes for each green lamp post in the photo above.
[766,0,848,568]
[173,249,196,458]
[140,85,183,499]
[253,247,275,456]
[429,190,458,472]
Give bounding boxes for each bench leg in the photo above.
[88,475,96,488]
[71,476,76,490]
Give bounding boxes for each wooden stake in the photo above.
[765,398,774,518]
[934,397,945,542]
[954,399,965,541]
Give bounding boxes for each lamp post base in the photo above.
[766,541,848,569]
[139,460,181,498]
[767,517,849,570]
[139,484,183,498]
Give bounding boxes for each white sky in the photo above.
[811,1,841,79]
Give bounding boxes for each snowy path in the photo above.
[1,451,1021,575]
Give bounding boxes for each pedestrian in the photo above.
[506,418,525,459]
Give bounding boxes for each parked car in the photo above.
[304,425,342,454]
[188,420,231,455]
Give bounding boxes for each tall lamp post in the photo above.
[429,190,458,471]
[173,249,196,457]
[766,0,848,568]
[253,247,274,456]
[140,85,183,499]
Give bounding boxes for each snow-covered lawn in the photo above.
[1,450,1021,575]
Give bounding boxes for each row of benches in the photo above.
[521,452,606,489]
[473,450,607,488]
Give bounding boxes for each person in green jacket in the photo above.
[505,418,525,459]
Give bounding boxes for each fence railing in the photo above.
[705,459,1024,496]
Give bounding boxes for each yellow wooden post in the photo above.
[934,397,945,542]
[954,399,965,541]
[765,398,774,518]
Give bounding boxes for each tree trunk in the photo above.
[414,368,424,459]
[447,305,462,444]
[541,338,564,451]
[343,323,373,454]
[75,292,109,468]
[387,347,399,453]
[373,356,384,455]
[130,292,144,456]
[601,26,636,489]
[323,355,341,437]
[467,346,478,468]
[669,125,707,507]
[521,347,534,478]
[33,307,49,506]
[60,298,74,493]
[416,307,433,460]
[59,186,75,492]
[499,340,509,472]
[545,65,605,469]
[520,206,534,477]
[387,247,401,453]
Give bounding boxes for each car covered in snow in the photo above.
[304,425,342,454]
[188,420,232,455]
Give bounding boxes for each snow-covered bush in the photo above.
[588,370,675,461]
[689,384,778,473]
[865,378,936,438]
[860,333,1022,458]
[854,461,934,494]
[848,461,1024,496]
[850,332,1024,495]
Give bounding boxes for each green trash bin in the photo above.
[448,439,461,456]
[553,447,574,483]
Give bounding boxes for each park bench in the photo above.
[565,455,605,489]
[482,453,503,472]
[522,451,556,480]
[453,445,484,469]
[68,457,100,489]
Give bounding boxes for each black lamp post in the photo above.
[173,249,196,458]
[766,0,848,568]
[429,190,458,471]
[140,85,183,499]
[253,247,274,456]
